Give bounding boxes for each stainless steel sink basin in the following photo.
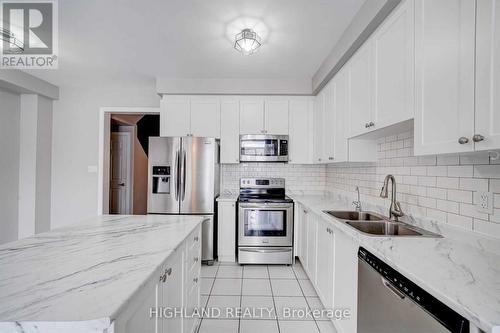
[322,210,441,238]
[346,221,424,236]
[324,210,384,221]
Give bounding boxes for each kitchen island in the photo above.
[0,214,204,332]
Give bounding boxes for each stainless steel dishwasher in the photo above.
[357,247,470,333]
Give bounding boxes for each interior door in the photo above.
[110,132,132,214]
[147,137,181,214]
[180,137,216,214]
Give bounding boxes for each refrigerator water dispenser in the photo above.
[152,166,170,194]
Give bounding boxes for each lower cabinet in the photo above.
[115,224,202,333]
[305,212,318,285]
[316,218,335,309]
[217,201,237,262]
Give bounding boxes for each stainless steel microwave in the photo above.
[240,134,288,162]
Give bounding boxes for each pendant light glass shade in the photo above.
[234,28,261,55]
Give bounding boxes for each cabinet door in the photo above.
[265,99,289,134]
[190,98,220,138]
[313,90,325,163]
[414,0,475,155]
[299,207,309,266]
[324,80,336,162]
[161,96,191,137]
[159,248,183,333]
[316,219,334,309]
[333,231,358,333]
[348,42,374,137]
[289,99,313,164]
[220,100,240,164]
[217,201,236,262]
[373,0,414,128]
[475,0,500,150]
[306,214,317,284]
[333,68,349,163]
[239,100,264,134]
[122,282,159,333]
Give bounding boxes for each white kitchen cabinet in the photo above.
[333,230,359,333]
[323,81,336,162]
[265,99,289,135]
[122,281,159,333]
[217,201,236,262]
[298,205,309,266]
[190,98,220,138]
[316,218,335,309]
[313,89,326,164]
[239,99,265,134]
[160,96,220,138]
[160,96,190,137]
[183,227,201,333]
[373,0,414,129]
[475,0,500,151]
[305,213,318,285]
[348,42,374,138]
[333,68,349,162]
[289,99,313,164]
[158,247,183,333]
[220,100,240,164]
[414,0,476,155]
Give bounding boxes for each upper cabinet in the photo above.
[414,0,476,155]
[239,99,264,134]
[348,42,374,138]
[239,98,289,135]
[160,96,221,138]
[313,88,326,163]
[475,0,500,150]
[220,99,240,164]
[289,98,314,164]
[372,0,414,128]
[331,68,349,163]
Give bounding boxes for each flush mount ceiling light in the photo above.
[234,28,261,55]
[0,28,24,53]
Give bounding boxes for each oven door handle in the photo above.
[239,203,293,209]
[240,248,292,253]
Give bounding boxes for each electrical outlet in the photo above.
[476,191,493,214]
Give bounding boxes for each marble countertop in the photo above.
[290,194,500,333]
[0,214,204,330]
[217,190,239,202]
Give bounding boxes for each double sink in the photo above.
[323,210,441,237]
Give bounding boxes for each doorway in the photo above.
[100,110,160,215]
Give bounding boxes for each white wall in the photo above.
[50,78,159,229]
[0,89,21,244]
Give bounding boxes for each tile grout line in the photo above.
[293,261,322,333]
[267,265,281,333]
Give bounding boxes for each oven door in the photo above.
[239,135,288,162]
[238,202,293,247]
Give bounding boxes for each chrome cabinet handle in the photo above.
[458,137,469,144]
[328,157,334,160]
[118,183,125,186]
[369,121,375,127]
[365,123,369,128]
[165,268,172,276]
[303,210,308,214]
[194,257,199,262]
[193,277,198,283]
[472,134,485,142]
[194,236,199,242]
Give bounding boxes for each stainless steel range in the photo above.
[237,178,294,265]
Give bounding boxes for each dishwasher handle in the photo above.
[381,277,405,299]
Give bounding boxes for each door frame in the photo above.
[110,130,133,214]
[98,107,160,215]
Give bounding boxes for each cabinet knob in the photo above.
[194,256,199,262]
[318,158,322,161]
[303,210,307,214]
[194,236,199,242]
[472,134,485,142]
[328,157,334,160]
[365,123,369,128]
[369,122,375,127]
[193,277,199,283]
[458,137,469,144]
[165,268,172,276]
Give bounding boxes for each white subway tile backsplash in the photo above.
[436,177,460,189]
[427,166,447,177]
[474,219,500,239]
[460,152,490,165]
[447,213,473,229]
[448,166,474,178]
[437,155,460,166]
[490,209,500,223]
[459,178,489,192]
[447,189,473,203]
[436,199,459,214]
[459,203,489,220]
[474,165,500,179]
[495,194,500,209]
[491,179,500,193]
[427,187,447,200]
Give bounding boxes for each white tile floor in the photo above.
[197,261,338,333]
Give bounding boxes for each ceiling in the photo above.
[27,0,365,86]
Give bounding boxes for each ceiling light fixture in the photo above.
[0,28,24,53]
[234,28,261,55]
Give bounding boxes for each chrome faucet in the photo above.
[352,186,362,212]
[380,175,404,221]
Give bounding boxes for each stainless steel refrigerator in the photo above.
[147,136,220,263]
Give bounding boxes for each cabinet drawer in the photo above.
[187,226,202,251]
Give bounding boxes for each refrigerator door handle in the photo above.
[175,150,180,201]
[181,149,187,201]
